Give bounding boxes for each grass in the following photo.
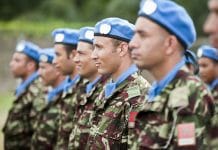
[0,19,95,37]
[0,92,13,150]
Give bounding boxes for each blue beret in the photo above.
[39,48,56,64]
[79,27,94,44]
[184,50,199,74]
[138,0,196,49]
[52,28,79,45]
[15,40,40,62]
[185,50,198,64]
[94,17,135,42]
[197,45,218,61]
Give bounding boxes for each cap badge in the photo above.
[55,33,65,42]
[142,0,157,15]
[85,30,94,40]
[99,24,111,34]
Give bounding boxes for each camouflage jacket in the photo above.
[208,84,218,149]
[128,66,214,150]
[211,84,218,101]
[68,76,108,150]
[31,92,62,150]
[86,72,150,150]
[2,77,43,150]
[30,78,47,131]
[55,77,88,150]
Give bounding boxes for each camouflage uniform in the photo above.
[128,66,214,150]
[2,76,43,150]
[68,76,108,150]
[208,84,218,149]
[55,77,88,149]
[31,89,62,150]
[30,78,47,130]
[86,72,150,149]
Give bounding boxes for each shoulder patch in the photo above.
[168,86,189,108]
[127,86,141,99]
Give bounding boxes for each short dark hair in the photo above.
[59,43,77,58]
[26,56,39,70]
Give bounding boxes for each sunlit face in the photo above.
[204,0,218,48]
[198,57,217,84]
[53,44,75,75]
[129,17,168,70]
[92,36,121,75]
[9,52,29,78]
[74,41,97,78]
[38,62,59,86]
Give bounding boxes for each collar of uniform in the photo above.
[86,76,102,94]
[104,64,138,98]
[147,57,186,102]
[63,75,81,93]
[95,73,137,111]
[47,78,66,103]
[145,65,190,105]
[62,75,83,98]
[15,71,39,98]
[209,78,218,90]
[104,75,132,100]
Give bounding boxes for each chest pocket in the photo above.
[96,100,130,140]
[142,95,168,117]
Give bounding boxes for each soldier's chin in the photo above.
[97,68,107,75]
[11,72,20,78]
[211,40,218,49]
[41,80,49,86]
[133,61,145,70]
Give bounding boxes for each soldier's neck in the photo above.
[52,75,66,88]
[151,57,183,82]
[70,69,78,79]
[22,69,37,81]
[88,72,100,82]
[111,59,133,82]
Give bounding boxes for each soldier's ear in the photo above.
[118,42,129,57]
[26,60,36,72]
[70,50,77,59]
[165,35,178,56]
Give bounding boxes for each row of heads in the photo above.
[15,0,218,64]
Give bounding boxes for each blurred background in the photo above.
[0,0,209,149]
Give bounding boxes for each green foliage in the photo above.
[38,0,78,21]
[0,20,95,37]
[174,0,209,36]
[105,0,139,23]
[0,0,210,36]
[0,92,13,112]
[0,0,43,20]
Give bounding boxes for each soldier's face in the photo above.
[38,62,59,86]
[129,17,168,70]
[74,42,98,79]
[92,36,121,75]
[53,44,75,75]
[204,0,218,48]
[198,57,217,84]
[9,52,29,78]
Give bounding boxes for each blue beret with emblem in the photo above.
[138,0,196,49]
[94,17,135,42]
[52,28,79,45]
[197,45,218,61]
[15,40,40,63]
[79,27,94,44]
[39,48,56,64]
